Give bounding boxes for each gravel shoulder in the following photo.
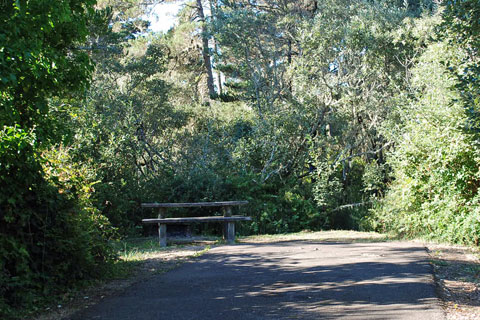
[425,243,480,320]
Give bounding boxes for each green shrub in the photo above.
[0,132,117,319]
[374,28,480,245]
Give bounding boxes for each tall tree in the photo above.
[209,0,223,96]
[196,0,216,98]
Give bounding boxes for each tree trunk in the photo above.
[209,0,223,96]
[197,0,216,99]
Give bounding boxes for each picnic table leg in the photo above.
[158,208,167,247]
[159,224,167,247]
[223,206,232,241]
[226,221,235,244]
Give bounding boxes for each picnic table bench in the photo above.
[141,201,250,247]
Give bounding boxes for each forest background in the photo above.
[1,0,480,317]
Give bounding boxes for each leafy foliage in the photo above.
[442,0,480,124]
[374,13,480,245]
[0,1,116,317]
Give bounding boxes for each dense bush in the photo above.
[0,130,117,319]
[0,1,117,317]
[373,15,480,245]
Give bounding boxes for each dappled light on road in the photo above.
[72,241,443,320]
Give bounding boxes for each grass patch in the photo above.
[193,245,211,257]
[108,237,215,277]
[115,238,169,261]
[239,230,394,243]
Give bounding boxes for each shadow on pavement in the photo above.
[71,241,443,320]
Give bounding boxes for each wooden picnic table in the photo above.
[141,201,250,247]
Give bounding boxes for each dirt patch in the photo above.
[33,244,210,320]
[426,244,480,320]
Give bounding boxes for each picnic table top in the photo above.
[142,216,252,224]
[141,201,248,208]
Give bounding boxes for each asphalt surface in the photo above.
[71,241,444,319]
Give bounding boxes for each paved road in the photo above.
[71,241,444,319]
